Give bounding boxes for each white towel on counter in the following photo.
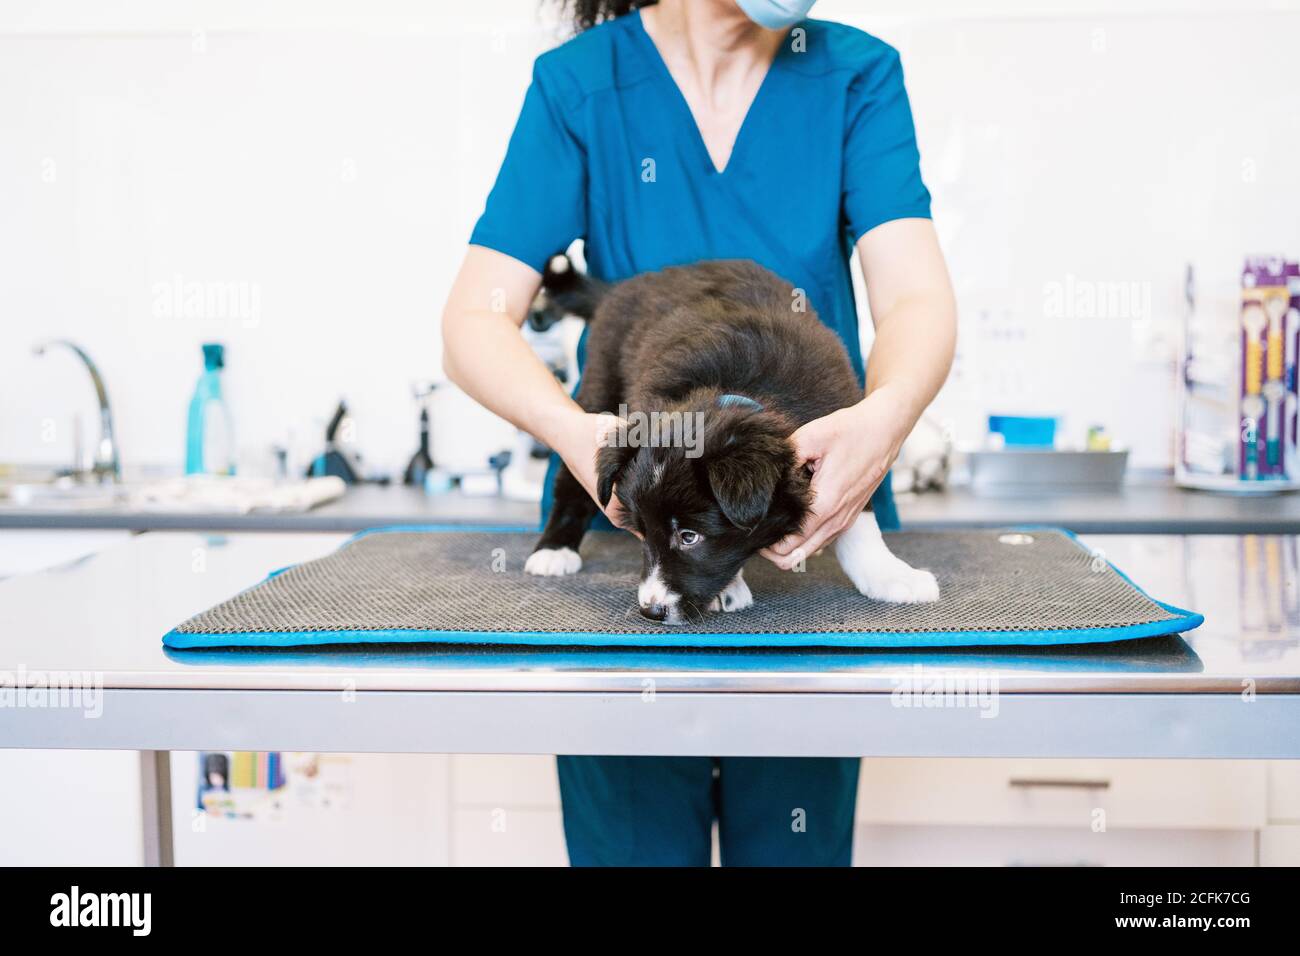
[129,475,347,514]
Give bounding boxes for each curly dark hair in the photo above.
[555,0,656,33]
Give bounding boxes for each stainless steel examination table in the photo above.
[1,530,1298,865]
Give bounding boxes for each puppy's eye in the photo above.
[678,529,702,548]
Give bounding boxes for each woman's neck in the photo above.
[641,0,784,100]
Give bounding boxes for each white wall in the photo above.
[0,4,551,478]
[2,0,1298,476]
[892,4,1300,461]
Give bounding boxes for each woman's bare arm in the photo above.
[440,244,617,513]
[441,245,576,441]
[858,217,957,426]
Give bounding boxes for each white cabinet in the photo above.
[853,758,1270,867]
[444,756,1288,866]
[1260,762,1300,865]
[450,755,566,866]
[1267,761,1300,821]
[452,754,561,809]
[0,530,139,865]
[855,825,1256,867]
[451,808,568,866]
[0,749,144,865]
[857,758,1268,830]
[1260,825,1300,866]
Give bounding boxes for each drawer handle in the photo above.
[1008,778,1111,790]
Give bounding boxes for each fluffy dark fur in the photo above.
[532,259,866,622]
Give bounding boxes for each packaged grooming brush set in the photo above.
[1178,255,1300,492]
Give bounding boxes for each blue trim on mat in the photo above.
[163,525,1204,650]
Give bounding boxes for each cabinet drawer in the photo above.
[854,824,1255,867]
[857,759,1266,830]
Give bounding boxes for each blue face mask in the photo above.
[735,0,818,30]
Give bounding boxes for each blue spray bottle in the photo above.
[185,343,236,475]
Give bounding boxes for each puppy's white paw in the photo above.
[835,511,940,605]
[524,547,582,576]
[706,570,754,613]
[858,564,940,604]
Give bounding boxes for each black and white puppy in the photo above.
[526,257,939,625]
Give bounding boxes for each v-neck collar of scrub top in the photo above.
[630,9,795,177]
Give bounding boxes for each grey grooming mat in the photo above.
[165,527,1202,649]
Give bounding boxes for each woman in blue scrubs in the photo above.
[442,0,956,866]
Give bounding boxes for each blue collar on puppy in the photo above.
[717,393,763,412]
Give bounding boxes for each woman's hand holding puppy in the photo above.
[761,385,911,570]
[763,219,958,569]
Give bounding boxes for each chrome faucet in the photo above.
[32,339,121,483]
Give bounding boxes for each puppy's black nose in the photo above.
[640,603,667,622]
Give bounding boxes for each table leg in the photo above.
[139,750,174,867]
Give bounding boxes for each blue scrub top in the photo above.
[470,11,931,529]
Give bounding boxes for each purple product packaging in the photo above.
[1240,257,1289,479]
[1287,262,1300,480]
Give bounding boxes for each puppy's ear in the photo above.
[595,442,637,508]
[704,417,793,532]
